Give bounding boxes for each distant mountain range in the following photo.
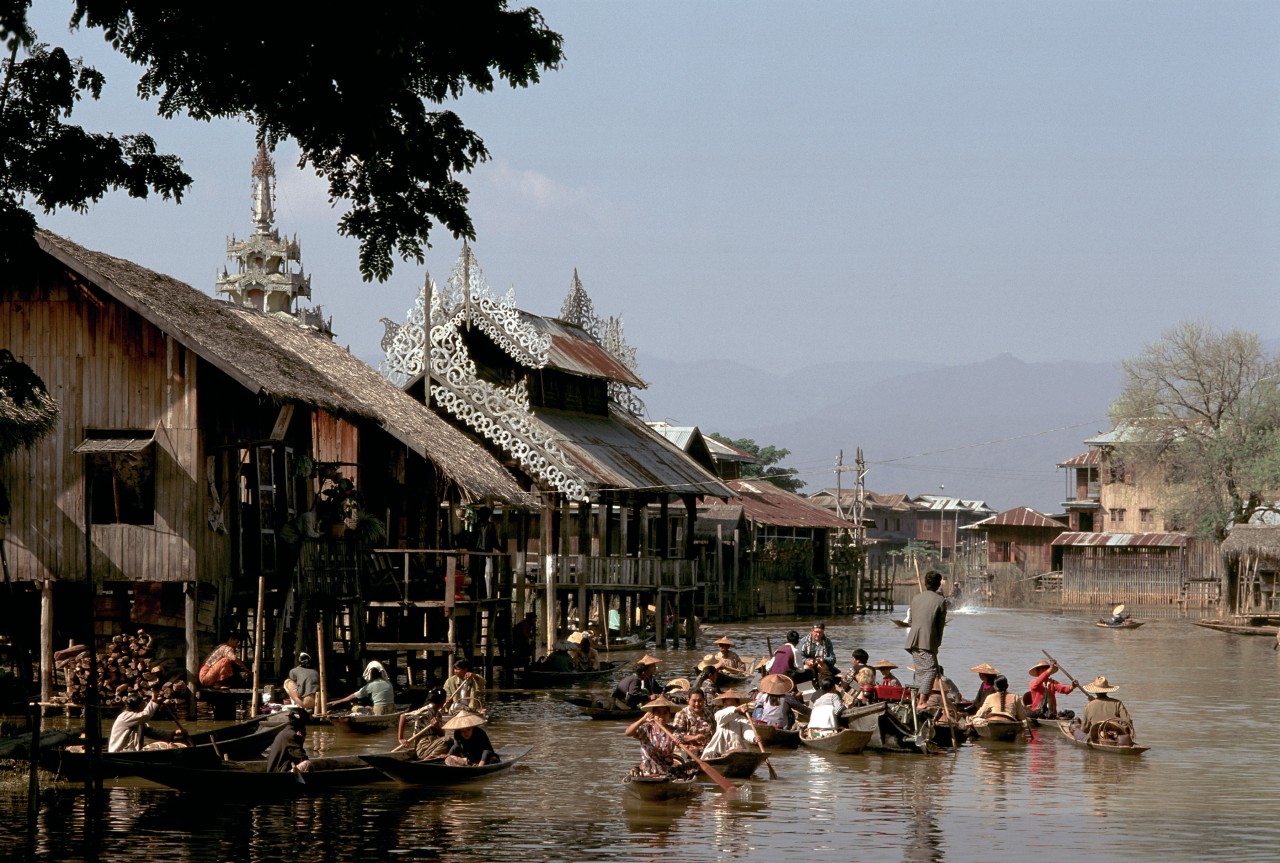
[638,352,1126,513]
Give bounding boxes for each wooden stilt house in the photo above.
[0,231,530,713]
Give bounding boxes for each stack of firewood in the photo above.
[51,630,189,709]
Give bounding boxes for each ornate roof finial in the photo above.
[251,144,275,235]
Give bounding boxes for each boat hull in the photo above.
[624,774,698,801]
[129,755,385,794]
[1056,721,1149,756]
[753,723,801,749]
[971,718,1023,742]
[1194,619,1278,636]
[1096,620,1145,629]
[328,708,407,734]
[520,661,625,687]
[700,748,770,778]
[359,745,530,786]
[800,727,872,754]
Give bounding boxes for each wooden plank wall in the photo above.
[0,268,223,584]
[1061,546,1187,605]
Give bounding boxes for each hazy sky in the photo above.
[30,2,1280,375]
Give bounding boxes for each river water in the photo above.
[4,607,1279,863]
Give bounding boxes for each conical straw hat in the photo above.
[759,674,794,696]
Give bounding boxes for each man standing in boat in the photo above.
[904,571,947,712]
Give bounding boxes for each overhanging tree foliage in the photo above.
[709,434,805,493]
[0,1,563,280]
[1110,321,1280,541]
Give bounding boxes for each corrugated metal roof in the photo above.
[536,405,732,498]
[1057,450,1101,468]
[968,507,1066,529]
[913,495,995,515]
[1051,531,1186,548]
[521,313,646,387]
[727,480,860,530]
[647,422,696,450]
[703,435,758,463]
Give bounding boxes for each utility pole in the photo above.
[834,449,870,611]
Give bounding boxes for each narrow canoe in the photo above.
[359,745,531,786]
[580,705,642,721]
[799,727,872,754]
[623,774,698,801]
[970,716,1024,742]
[1095,619,1145,629]
[700,748,770,778]
[1193,619,1278,636]
[715,668,753,687]
[555,633,651,654]
[327,708,408,734]
[753,723,801,749]
[0,728,81,760]
[129,754,386,794]
[1056,721,1149,756]
[520,660,626,687]
[42,715,283,780]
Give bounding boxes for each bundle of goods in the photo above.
[50,630,189,709]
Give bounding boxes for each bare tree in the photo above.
[1110,321,1280,540]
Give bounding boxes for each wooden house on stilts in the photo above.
[381,251,731,656]
[0,228,530,714]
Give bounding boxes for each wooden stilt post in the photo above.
[184,581,197,717]
[315,621,328,715]
[251,575,265,710]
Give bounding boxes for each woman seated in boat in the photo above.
[1108,604,1132,626]
[753,674,805,729]
[612,655,662,709]
[399,687,451,760]
[964,664,1000,715]
[671,689,714,752]
[973,675,1033,740]
[1027,660,1077,719]
[711,637,746,672]
[807,677,845,737]
[624,695,687,777]
[328,665,396,715]
[265,711,312,773]
[1074,676,1135,744]
[692,658,724,703]
[701,691,757,759]
[443,711,500,766]
[570,632,600,672]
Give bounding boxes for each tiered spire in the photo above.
[215,145,332,337]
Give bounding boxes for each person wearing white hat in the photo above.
[1108,604,1132,626]
[284,651,319,712]
[712,637,746,672]
[329,664,396,715]
[1075,676,1134,744]
[700,691,756,759]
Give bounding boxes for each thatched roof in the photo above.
[1221,524,1280,563]
[0,349,58,456]
[35,230,532,507]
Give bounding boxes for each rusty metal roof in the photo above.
[726,480,860,530]
[968,507,1066,530]
[1057,450,1101,468]
[536,405,732,498]
[520,313,645,387]
[1051,531,1186,548]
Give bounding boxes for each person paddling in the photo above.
[1027,659,1077,718]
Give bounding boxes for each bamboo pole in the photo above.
[251,575,265,710]
[315,621,327,715]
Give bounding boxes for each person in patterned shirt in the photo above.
[625,696,682,776]
[671,689,714,751]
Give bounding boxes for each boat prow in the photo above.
[1056,720,1149,756]
[359,744,530,786]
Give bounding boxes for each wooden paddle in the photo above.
[162,697,222,759]
[651,717,737,797]
[393,722,435,753]
[934,673,961,753]
[744,710,779,779]
[1041,650,1094,701]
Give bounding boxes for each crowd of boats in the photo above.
[0,614,1154,801]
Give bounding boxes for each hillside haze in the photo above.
[640,352,1125,512]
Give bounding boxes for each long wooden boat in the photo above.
[359,744,531,786]
[799,726,872,754]
[327,708,408,734]
[970,715,1024,742]
[1056,720,1149,756]
[555,632,651,654]
[700,748,770,778]
[1194,619,1279,637]
[580,704,642,721]
[1095,619,1145,629]
[753,723,801,749]
[520,660,625,687]
[128,754,385,794]
[623,773,698,801]
[715,668,752,687]
[42,715,283,780]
